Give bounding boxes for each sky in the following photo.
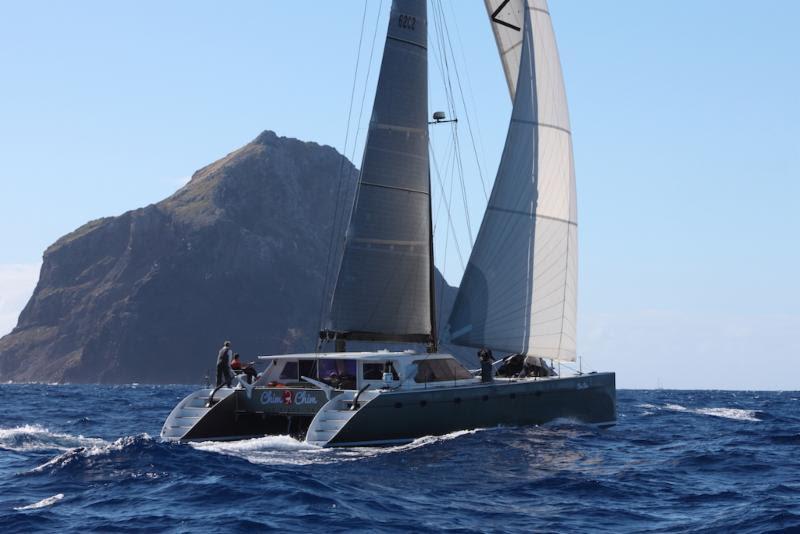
[0,1,798,389]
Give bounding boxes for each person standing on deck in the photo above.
[216,341,234,387]
[479,347,494,383]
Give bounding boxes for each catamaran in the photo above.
[161,0,616,447]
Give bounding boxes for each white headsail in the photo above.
[446,1,577,361]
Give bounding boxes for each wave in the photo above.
[190,428,483,466]
[31,434,152,473]
[663,403,762,422]
[0,424,107,452]
[13,493,64,511]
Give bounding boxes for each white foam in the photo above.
[662,404,760,422]
[0,424,107,452]
[13,493,64,511]
[190,429,481,466]
[694,407,761,422]
[31,434,150,473]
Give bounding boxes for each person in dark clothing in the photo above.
[231,353,258,384]
[496,354,524,377]
[478,347,494,383]
[216,341,233,387]
[522,355,556,377]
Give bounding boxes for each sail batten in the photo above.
[325,0,434,345]
[447,0,577,361]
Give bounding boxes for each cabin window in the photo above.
[279,361,299,381]
[299,360,317,380]
[414,359,473,383]
[319,359,357,390]
[362,362,399,381]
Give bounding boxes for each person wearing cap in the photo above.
[216,341,234,387]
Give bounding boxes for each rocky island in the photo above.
[0,131,461,384]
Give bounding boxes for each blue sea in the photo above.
[1,385,798,533]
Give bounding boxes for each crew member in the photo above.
[231,353,258,384]
[478,347,494,383]
[216,341,233,387]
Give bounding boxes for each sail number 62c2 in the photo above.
[398,14,416,30]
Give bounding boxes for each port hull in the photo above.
[161,387,329,442]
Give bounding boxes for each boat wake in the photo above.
[0,424,107,453]
[190,428,483,466]
[13,493,64,511]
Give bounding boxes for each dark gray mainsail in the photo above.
[324,0,434,346]
[446,2,578,361]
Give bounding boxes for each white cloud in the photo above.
[0,263,41,337]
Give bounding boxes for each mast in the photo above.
[322,0,434,348]
[427,169,438,353]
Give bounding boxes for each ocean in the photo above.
[1,385,798,533]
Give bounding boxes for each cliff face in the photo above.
[0,131,461,384]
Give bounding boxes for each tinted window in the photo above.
[299,360,317,380]
[363,362,399,381]
[414,359,473,383]
[319,359,357,390]
[279,361,298,380]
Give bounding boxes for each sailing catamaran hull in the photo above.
[323,372,616,447]
[160,387,330,442]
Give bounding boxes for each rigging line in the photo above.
[438,1,489,201]
[436,185,452,338]
[324,0,385,338]
[432,0,473,246]
[444,0,490,186]
[432,134,454,234]
[317,0,371,338]
[429,138,466,270]
[348,0,385,167]
[451,121,474,246]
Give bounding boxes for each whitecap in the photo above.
[694,407,761,422]
[13,493,64,511]
[0,424,107,453]
[31,434,151,473]
[661,404,760,422]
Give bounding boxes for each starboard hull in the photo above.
[324,372,616,447]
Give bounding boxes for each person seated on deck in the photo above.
[496,354,525,378]
[231,353,258,384]
[521,355,556,378]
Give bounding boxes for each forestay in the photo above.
[325,0,435,345]
[446,2,577,361]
